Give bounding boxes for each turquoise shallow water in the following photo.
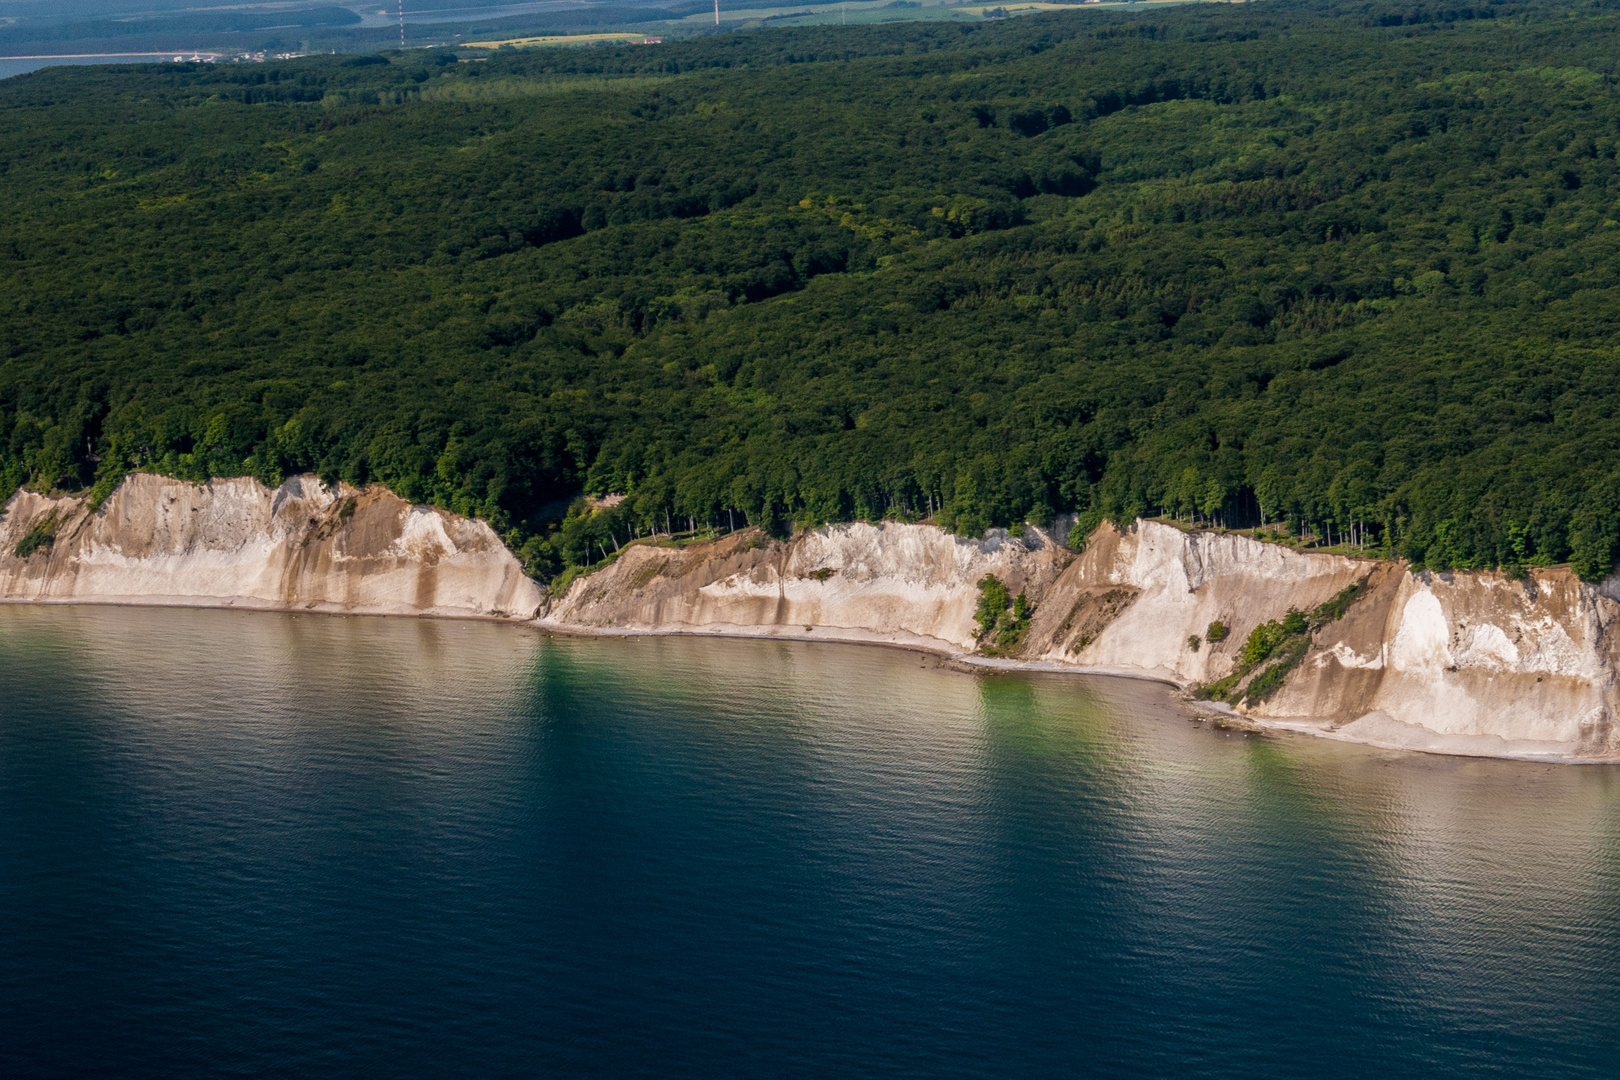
[1,605,1618,1077]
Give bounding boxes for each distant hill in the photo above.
[0,0,699,55]
[0,6,360,46]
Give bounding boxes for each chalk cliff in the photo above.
[1259,562,1620,757]
[542,518,1620,761]
[7,471,1619,761]
[1016,522,1620,758]
[540,520,1073,653]
[1017,520,1367,682]
[0,473,542,619]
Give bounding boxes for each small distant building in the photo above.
[642,37,663,44]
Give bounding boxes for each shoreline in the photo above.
[6,592,1613,767]
[0,594,525,622]
[532,618,1620,766]
[3,591,1613,765]
[533,616,1192,686]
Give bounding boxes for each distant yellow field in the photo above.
[464,32,655,48]
[674,0,1237,24]
[956,0,1238,11]
[470,0,1240,43]
[962,3,1094,9]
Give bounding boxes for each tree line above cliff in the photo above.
[6,0,1620,577]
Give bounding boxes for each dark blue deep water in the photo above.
[2,606,1619,1077]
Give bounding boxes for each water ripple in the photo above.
[1,607,1617,1077]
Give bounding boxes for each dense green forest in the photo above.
[6,0,1620,577]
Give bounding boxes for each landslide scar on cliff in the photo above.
[1057,586,1140,654]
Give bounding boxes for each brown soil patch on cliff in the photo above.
[1051,587,1141,655]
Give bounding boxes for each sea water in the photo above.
[1,605,1617,1077]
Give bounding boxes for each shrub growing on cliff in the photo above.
[996,591,1033,649]
[975,575,1011,639]
[1309,583,1365,628]
[974,577,1034,653]
[1239,619,1290,667]
[1205,621,1229,645]
[1197,612,1309,703]
[1199,579,1371,704]
[13,511,58,559]
[1243,638,1312,705]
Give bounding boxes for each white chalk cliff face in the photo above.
[1018,520,1367,682]
[7,474,1620,760]
[541,520,1073,653]
[1263,562,1620,757]
[0,473,542,619]
[544,518,1620,760]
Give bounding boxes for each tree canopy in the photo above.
[6,0,1620,577]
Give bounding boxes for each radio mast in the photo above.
[398,0,405,48]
